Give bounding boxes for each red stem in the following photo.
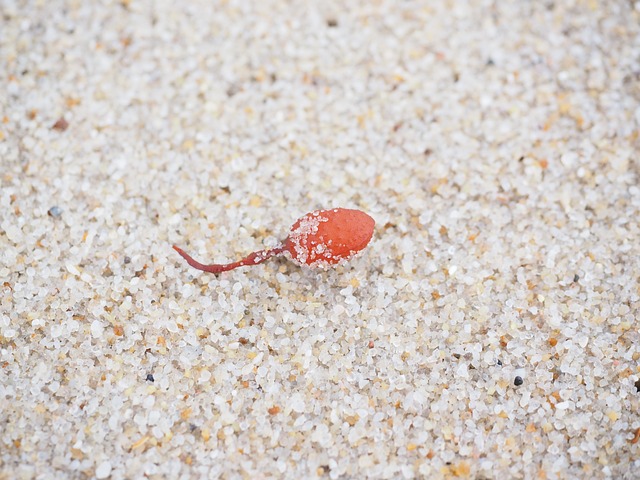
[172,245,286,273]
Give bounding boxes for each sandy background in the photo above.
[1,0,640,479]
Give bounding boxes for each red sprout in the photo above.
[173,208,375,274]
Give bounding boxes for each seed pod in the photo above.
[173,208,375,274]
[284,208,375,267]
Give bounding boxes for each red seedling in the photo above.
[173,208,375,273]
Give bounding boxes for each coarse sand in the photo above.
[1,1,640,479]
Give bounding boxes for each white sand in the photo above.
[1,0,640,478]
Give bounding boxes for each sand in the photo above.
[1,0,640,478]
